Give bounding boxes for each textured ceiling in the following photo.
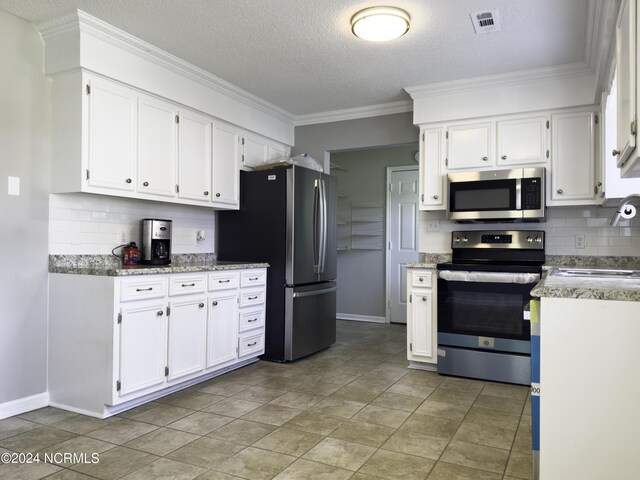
[0,0,589,116]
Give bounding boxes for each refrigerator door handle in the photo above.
[292,286,337,298]
[317,178,326,274]
[313,179,321,273]
[320,178,328,273]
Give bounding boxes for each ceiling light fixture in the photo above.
[351,6,410,42]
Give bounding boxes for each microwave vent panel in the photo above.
[470,10,501,34]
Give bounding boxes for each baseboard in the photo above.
[337,313,387,324]
[0,392,49,420]
[408,360,437,372]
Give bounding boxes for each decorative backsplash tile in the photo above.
[49,193,216,255]
[420,206,640,256]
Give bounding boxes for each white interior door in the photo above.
[387,167,420,324]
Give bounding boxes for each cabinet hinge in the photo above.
[388,241,392,250]
[445,158,449,167]
[86,84,90,95]
[116,380,121,391]
[117,313,122,324]
[175,115,180,124]
[242,137,245,145]
[445,131,449,139]
[546,120,549,129]
[166,306,170,316]
[546,150,549,159]
[86,169,90,180]
[175,184,179,193]
[422,132,425,141]
[421,193,424,202]
[389,183,392,192]
[410,343,413,352]
[164,366,169,377]
[409,294,412,303]
[631,120,637,135]
[594,114,599,125]
[241,154,245,163]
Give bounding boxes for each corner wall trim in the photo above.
[337,313,387,324]
[0,393,49,420]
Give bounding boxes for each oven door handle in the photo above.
[438,270,541,284]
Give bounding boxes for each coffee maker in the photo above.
[141,219,172,265]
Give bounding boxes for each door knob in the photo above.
[216,193,221,197]
[204,191,209,196]
[501,155,507,160]
[125,178,132,184]
[143,181,149,187]
[212,301,218,306]
[433,195,438,200]
[482,156,488,162]
[557,189,564,195]
[612,149,620,156]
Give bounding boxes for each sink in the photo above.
[552,268,640,279]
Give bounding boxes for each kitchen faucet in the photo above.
[609,193,640,226]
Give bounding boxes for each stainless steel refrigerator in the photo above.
[217,165,337,361]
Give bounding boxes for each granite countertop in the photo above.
[49,254,268,277]
[406,253,452,270]
[533,255,640,302]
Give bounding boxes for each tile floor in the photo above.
[0,320,532,480]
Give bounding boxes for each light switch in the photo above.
[8,176,20,196]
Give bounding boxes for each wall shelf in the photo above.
[350,203,384,251]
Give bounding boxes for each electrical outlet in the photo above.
[120,232,127,243]
[196,230,206,242]
[427,220,440,232]
[575,234,585,249]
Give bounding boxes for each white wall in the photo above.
[0,11,50,405]
[50,194,216,255]
[420,206,640,256]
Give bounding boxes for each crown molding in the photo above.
[584,0,621,95]
[294,100,413,126]
[37,10,295,126]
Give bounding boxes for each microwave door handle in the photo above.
[515,178,522,211]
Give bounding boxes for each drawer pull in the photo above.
[249,277,259,281]
[212,301,218,306]
[182,283,196,287]
[248,296,258,300]
[157,310,164,316]
[136,287,153,292]
[143,181,149,187]
[248,318,258,323]
[247,341,258,347]
[218,279,230,283]
[421,296,427,302]
[199,303,205,308]
[418,277,423,282]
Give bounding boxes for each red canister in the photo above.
[122,242,140,266]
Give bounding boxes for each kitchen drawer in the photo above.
[120,277,167,302]
[411,271,432,287]
[238,332,264,358]
[208,271,239,291]
[241,269,266,288]
[169,275,207,296]
[239,307,265,333]
[239,287,265,307]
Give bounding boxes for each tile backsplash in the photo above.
[49,193,215,255]
[420,206,640,256]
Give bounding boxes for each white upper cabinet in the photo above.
[86,77,137,191]
[420,127,446,210]
[138,95,177,198]
[177,109,212,202]
[497,116,549,166]
[549,112,598,205]
[243,133,269,168]
[213,123,241,208]
[447,122,493,170]
[267,142,290,163]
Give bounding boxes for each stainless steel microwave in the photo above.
[447,167,546,222]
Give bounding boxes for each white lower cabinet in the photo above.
[406,269,437,367]
[48,267,266,418]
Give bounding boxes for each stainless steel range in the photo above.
[436,230,545,385]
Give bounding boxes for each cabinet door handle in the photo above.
[557,189,564,195]
[218,279,230,283]
[216,193,221,197]
[248,318,258,323]
[501,155,507,160]
[136,287,153,292]
[482,156,488,162]
[248,296,258,300]
[157,310,164,316]
[199,303,204,308]
[204,191,209,196]
[247,341,258,347]
[212,301,218,306]
[182,283,196,287]
[612,149,620,156]
[143,181,149,187]
[125,178,132,184]
[433,195,438,200]
[421,296,427,302]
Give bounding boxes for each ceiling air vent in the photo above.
[470,10,501,34]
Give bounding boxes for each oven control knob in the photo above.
[454,237,461,243]
[462,237,469,243]
[535,237,542,243]
[526,236,533,243]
